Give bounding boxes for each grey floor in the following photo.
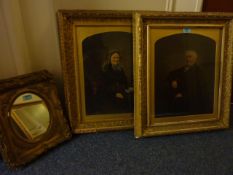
[1,115,233,175]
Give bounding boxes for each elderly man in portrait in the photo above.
[167,50,212,115]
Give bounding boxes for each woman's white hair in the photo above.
[102,50,123,72]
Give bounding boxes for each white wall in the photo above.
[54,0,167,11]
[0,0,31,79]
[173,0,203,12]
[0,0,203,81]
[19,0,61,80]
[0,8,17,79]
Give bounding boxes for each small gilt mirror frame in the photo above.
[0,70,71,168]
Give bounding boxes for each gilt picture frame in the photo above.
[0,70,71,168]
[57,10,134,133]
[134,12,233,138]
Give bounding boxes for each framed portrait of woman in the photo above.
[57,10,134,133]
[134,12,233,137]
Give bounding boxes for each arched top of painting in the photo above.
[155,33,215,47]
[82,31,132,60]
[83,31,131,46]
[154,33,216,59]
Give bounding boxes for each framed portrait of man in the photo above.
[134,12,233,137]
[57,10,134,133]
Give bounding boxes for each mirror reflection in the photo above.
[10,93,50,140]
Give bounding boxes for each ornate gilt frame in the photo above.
[0,70,71,168]
[57,10,134,133]
[134,12,233,138]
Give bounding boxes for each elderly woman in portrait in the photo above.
[98,50,133,114]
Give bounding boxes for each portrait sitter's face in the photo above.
[110,52,120,65]
[185,50,198,66]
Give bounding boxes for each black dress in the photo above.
[98,64,131,114]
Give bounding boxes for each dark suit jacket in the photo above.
[167,64,211,115]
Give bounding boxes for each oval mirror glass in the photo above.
[10,93,50,140]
